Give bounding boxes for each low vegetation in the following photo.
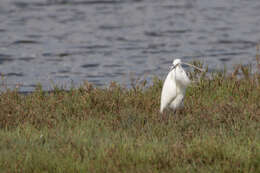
[0,63,259,172]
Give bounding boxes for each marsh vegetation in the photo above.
[0,63,259,172]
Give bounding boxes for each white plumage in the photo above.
[160,59,191,113]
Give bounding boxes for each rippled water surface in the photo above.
[1,0,260,91]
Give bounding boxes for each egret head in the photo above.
[172,59,181,66]
[169,59,190,88]
[169,59,182,71]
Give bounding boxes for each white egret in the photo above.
[160,59,204,113]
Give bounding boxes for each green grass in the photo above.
[0,65,259,173]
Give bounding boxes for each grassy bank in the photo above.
[0,65,259,172]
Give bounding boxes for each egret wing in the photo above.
[160,72,177,112]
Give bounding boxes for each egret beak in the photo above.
[181,62,205,72]
[169,62,205,72]
[169,63,179,71]
[169,65,174,71]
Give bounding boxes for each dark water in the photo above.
[0,0,260,91]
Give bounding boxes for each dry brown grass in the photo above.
[0,65,259,172]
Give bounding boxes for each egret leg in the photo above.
[159,109,169,122]
[169,95,184,112]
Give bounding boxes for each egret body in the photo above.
[160,59,204,113]
[160,59,190,113]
